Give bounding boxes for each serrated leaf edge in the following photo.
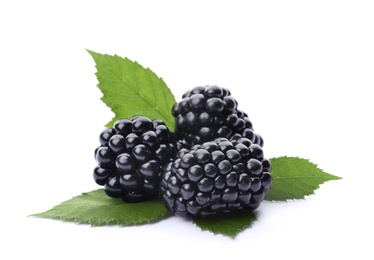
[86,49,175,129]
[30,189,172,227]
[192,211,258,238]
[264,156,341,201]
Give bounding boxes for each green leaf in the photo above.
[87,50,176,130]
[31,189,170,226]
[265,156,341,201]
[193,211,258,238]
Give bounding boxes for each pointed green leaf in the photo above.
[193,211,258,238]
[31,189,170,226]
[87,50,176,130]
[265,156,341,201]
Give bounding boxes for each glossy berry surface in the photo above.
[93,116,177,202]
[160,137,272,217]
[172,85,264,146]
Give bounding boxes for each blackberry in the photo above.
[172,85,264,146]
[160,137,272,217]
[93,116,177,202]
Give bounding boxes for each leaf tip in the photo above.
[86,49,105,62]
[86,48,96,56]
[331,174,343,180]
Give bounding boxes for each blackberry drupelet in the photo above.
[93,116,177,202]
[160,137,272,217]
[172,85,264,146]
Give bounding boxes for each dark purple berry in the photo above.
[96,146,115,166]
[94,116,176,203]
[138,160,160,180]
[120,173,142,191]
[93,166,113,186]
[172,85,263,147]
[114,119,132,136]
[125,133,141,150]
[132,116,153,133]
[116,153,135,173]
[132,144,151,163]
[205,97,224,114]
[109,134,126,154]
[197,178,214,193]
[205,85,223,97]
[141,131,159,150]
[187,165,204,182]
[161,138,272,217]
[99,128,116,146]
[104,176,122,198]
[181,183,196,200]
[189,94,206,112]
[247,159,263,176]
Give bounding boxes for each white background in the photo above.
[1,0,373,259]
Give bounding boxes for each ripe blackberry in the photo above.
[172,85,264,146]
[93,116,177,202]
[160,137,272,217]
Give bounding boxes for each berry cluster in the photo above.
[172,85,263,147]
[94,116,177,202]
[93,85,272,217]
[160,137,272,217]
